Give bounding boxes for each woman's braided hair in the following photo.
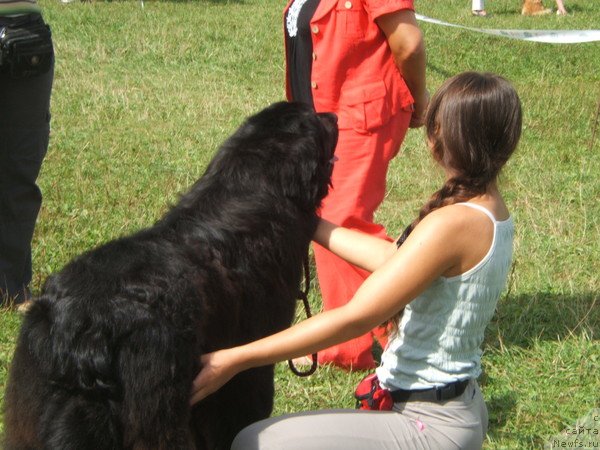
[387,72,522,333]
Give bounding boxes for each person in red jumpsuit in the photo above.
[284,0,428,369]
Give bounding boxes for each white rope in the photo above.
[416,14,600,44]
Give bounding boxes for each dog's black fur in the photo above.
[3,102,338,450]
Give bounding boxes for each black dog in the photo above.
[3,102,338,450]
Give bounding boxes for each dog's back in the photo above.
[3,233,204,449]
[2,193,306,450]
[4,298,127,449]
[3,102,337,449]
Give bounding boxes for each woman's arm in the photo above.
[190,210,464,405]
[376,9,428,128]
[313,219,397,272]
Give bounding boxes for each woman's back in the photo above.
[378,201,514,390]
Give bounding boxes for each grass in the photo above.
[1,0,599,447]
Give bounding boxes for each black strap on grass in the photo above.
[287,256,318,377]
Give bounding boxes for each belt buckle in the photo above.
[434,382,457,401]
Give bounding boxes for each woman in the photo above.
[191,72,522,449]
[285,0,428,369]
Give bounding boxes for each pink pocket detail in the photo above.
[416,419,425,432]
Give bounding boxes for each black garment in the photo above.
[285,0,320,109]
[0,14,54,304]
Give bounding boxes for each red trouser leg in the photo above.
[314,109,411,370]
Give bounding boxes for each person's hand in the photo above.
[409,89,430,128]
[190,349,240,406]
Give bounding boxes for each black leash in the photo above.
[287,256,318,377]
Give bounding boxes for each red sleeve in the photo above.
[364,0,415,20]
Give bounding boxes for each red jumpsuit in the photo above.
[284,0,415,369]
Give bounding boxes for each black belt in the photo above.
[390,379,470,403]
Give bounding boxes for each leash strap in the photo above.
[287,256,318,377]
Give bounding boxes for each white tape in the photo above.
[416,14,600,44]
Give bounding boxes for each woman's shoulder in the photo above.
[428,197,509,222]
[412,203,502,277]
[420,203,489,225]
[415,203,497,243]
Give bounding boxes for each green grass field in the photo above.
[1,0,599,447]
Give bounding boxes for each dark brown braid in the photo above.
[396,176,486,247]
[388,72,522,332]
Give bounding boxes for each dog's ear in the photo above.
[278,113,335,211]
[279,141,322,211]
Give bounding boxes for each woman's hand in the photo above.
[190,349,241,406]
[410,89,430,129]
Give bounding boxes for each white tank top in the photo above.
[377,203,514,390]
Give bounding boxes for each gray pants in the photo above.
[232,380,488,450]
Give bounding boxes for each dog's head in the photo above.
[207,101,338,212]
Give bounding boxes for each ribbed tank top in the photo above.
[377,203,514,390]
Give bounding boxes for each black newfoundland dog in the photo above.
[3,102,338,450]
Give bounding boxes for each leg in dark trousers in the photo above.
[0,17,54,305]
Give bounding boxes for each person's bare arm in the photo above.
[190,210,467,405]
[312,219,397,272]
[376,9,428,128]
